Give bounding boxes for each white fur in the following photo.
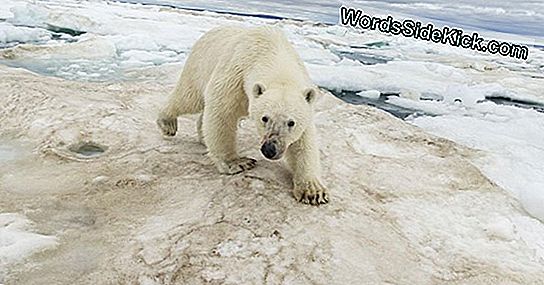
[157,26,328,204]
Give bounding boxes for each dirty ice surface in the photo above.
[1,0,544,283]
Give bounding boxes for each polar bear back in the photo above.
[181,25,312,100]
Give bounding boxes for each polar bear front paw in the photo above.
[157,117,178,136]
[293,179,329,205]
[219,157,257,175]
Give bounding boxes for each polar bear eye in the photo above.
[261,116,269,123]
[287,120,295,127]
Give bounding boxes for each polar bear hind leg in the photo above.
[157,82,204,137]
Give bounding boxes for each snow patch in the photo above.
[0,213,58,277]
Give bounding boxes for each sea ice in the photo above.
[357,89,381,99]
[0,0,543,282]
[0,22,51,45]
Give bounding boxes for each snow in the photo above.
[483,217,516,241]
[8,4,48,26]
[0,144,18,163]
[521,187,544,224]
[0,22,51,45]
[0,213,58,279]
[411,108,544,222]
[0,0,543,282]
[357,89,380,99]
[389,195,544,279]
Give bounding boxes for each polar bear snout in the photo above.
[261,140,282,160]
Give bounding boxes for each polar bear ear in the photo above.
[303,87,317,104]
[252,83,266,98]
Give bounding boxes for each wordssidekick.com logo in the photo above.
[339,6,529,60]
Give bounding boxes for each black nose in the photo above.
[261,141,277,159]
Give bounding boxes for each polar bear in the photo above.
[157,26,328,205]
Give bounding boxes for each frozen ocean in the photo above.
[1,0,543,284]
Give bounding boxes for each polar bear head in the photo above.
[249,82,318,160]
